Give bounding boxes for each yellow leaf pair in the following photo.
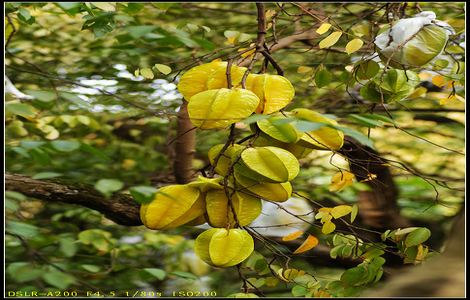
[140,185,206,230]
[194,228,254,267]
[208,143,244,176]
[188,88,260,129]
[245,74,295,114]
[252,135,313,159]
[205,189,262,228]
[234,146,300,183]
[291,108,345,150]
[177,61,247,100]
[234,171,292,202]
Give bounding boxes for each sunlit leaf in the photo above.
[331,205,352,219]
[345,38,363,54]
[316,23,332,35]
[405,227,431,247]
[154,64,172,75]
[322,220,336,234]
[329,171,355,192]
[293,235,319,254]
[282,230,304,242]
[140,68,154,79]
[319,31,342,49]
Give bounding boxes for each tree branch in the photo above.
[5,173,142,226]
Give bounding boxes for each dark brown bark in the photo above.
[339,137,411,229]
[173,100,197,183]
[5,173,142,226]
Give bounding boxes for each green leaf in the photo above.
[381,229,391,241]
[7,263,43,283]
[349,114,383,128]
[405,228,431,247]
[355,60,379,80]
[6,221,39,238]
[81,264,101,273]
[169,271,198,280]
[130,186,158,204]
[315,69,332,88]
[360,113,396,125]
[43,270,76,289]
[6,191,26,201]
[363,248,385,260]
[144,268,166,280]
[152,3,173,11]
[242,114,271,125]
[51,140,81,152]
[292,285,308,297]
[80,143,109,160]
[350,204,358,223]
[21,141,46,149]
[60,92,91,108]
[334,126,375,149]
[32,172,62,180]
[60,237,78,257]
[340,266,368,286]
[6,102,36,118]
[18,7,32,21]
[294,120,325,132]
[56,2,82,12]
[247,277,265,288]
[95,179,124,196]
[25,90,56,102]
[127,25,157,38]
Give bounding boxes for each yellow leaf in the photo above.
[297,66,313,73]
[319,207,332,213]
[431,75,447,87]
[329,171,355,192]
[441,94,465,105]
[238,47,256,58]
[330,205,352,219]
[266,9,276,20]
[293,235,319,254]
[140,68,154,79]
[316,23,332,35]
[226,36,237,45]
[282,230,304,242]
[322,220,336,234]
[154,64,172,75]
[319,31,342,49]
[134,69,140,77]
[407,86,427,99]
[345,38,364,55]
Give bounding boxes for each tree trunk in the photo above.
[339,136,411,229]
[173,100,196,183]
